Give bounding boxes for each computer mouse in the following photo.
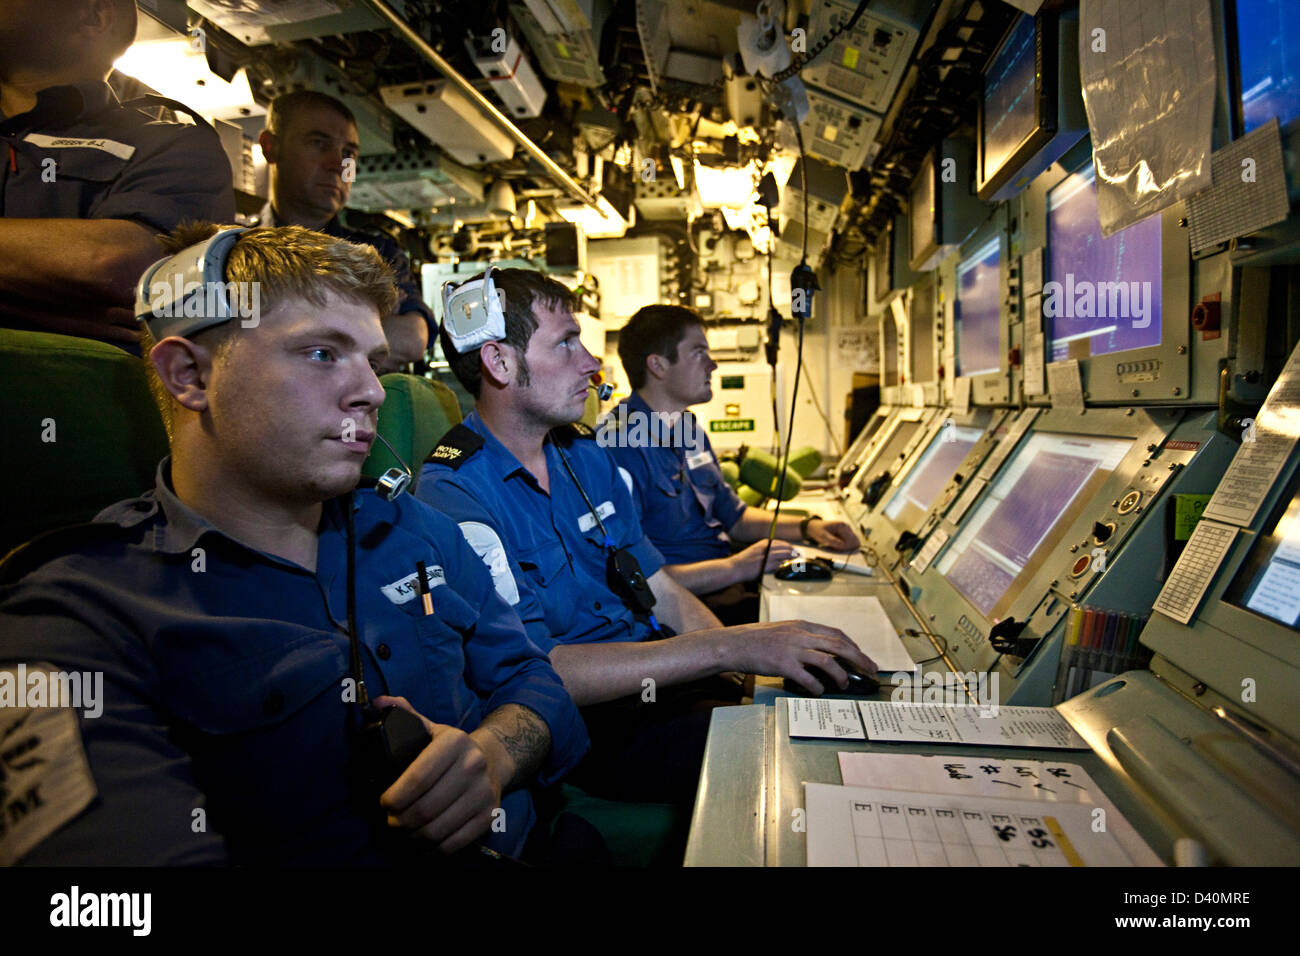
[784,657,881,696]
[774,556,835,581]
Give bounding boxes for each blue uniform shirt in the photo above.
[600,392,747,565]
[0,461,587,865]
[417,411,665,653]
[0,81,234,230]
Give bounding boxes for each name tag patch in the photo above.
[577,501,616,532]
[23,133,136,161]
[381,565,446,605]
[686,450,713,471]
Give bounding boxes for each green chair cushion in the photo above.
[0,329,168,555]
[362,374,462,492]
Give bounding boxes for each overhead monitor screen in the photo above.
[1224,476,1300,631]
[909,155,935,264]
[911,279,936,383]
[872,228,892,303]
[1237,0,1300,132]
[855,420,922,499]
[982,15,1038,188]
[883,422,984,530]
[1047,162,1162,362]
[935,432,1132,619]
[955,236,1002,377]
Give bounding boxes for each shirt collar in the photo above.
[134,457,351,566]
[0,80,115,128]
[258,202,343,235]
[462,410,536,484]
[624,392,693,448]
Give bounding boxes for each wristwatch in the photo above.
[799,514,823,543]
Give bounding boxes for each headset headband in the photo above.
[440,265,506,352]
[134,226,250,340]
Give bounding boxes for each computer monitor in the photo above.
[1235,0,1300,133]
[854,418,925,507]
[934,431,1133,619]
[872,224,893,305]
[909,150,938,270]
[977,10,1087,202]
[909,275,937,384]
[882,421,985,530]
[1045,161,1164,362]
[955,236,1002,378]
[1223,476,1300,631]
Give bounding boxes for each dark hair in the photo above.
[617,304,705,390]
[441,268,576,398]
[266,90,356,136]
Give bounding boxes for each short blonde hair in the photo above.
[142,222,399,439]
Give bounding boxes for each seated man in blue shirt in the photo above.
[0,224,587,865]
[603,304,860,624]
[419,268,875,808]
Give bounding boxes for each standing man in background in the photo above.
[258,90,433,372]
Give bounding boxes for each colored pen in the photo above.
[416,561,434,616]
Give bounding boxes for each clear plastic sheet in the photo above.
[1078,0,1217,236]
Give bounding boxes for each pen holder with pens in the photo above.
[1052,605,1154,704]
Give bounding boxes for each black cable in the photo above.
[344,491,371,711]
[757,313,805,584]
[769,0,872,84]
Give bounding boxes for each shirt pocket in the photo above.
[513,539,573,632]
[36,147,129,216]
[157,624,345,736]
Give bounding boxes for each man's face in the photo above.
[266,104,359,224]
[660,324,717,407]
[512,300,601,428]
[200,289,388,506]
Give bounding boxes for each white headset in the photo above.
[440,266,506,351]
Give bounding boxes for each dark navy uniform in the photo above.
[0,81,234,229]
[417,411,665,652]
[600,392,747,565]
[259,204,435,336]
[0,461,587,865]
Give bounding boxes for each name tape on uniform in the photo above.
[24,133,136,161]
[577,501,616,532]
[381,565,446,605]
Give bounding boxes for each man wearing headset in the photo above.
[419,268,876,808]
[0,224,588,865]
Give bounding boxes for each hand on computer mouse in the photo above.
[785,655,881,696]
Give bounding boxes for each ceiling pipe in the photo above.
[359,0,600,209]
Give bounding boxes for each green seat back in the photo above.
[361,374,462,492]
[0,329,168,555]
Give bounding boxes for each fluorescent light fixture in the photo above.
[114,38,261,123]
[557,194,629,238]
[693,160,756,208]
[670,155,686,191]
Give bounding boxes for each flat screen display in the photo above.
[872,227,892,303]
[1237,0,1300,132]
[935,432,1132,618]
[1046,162,1163,362]
[1224,477,1300,631]
[883,422,984,530]
[982,15,1038,188]
[909,154,935,265]
[855,420,922,500]
[956,236,1002,377]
